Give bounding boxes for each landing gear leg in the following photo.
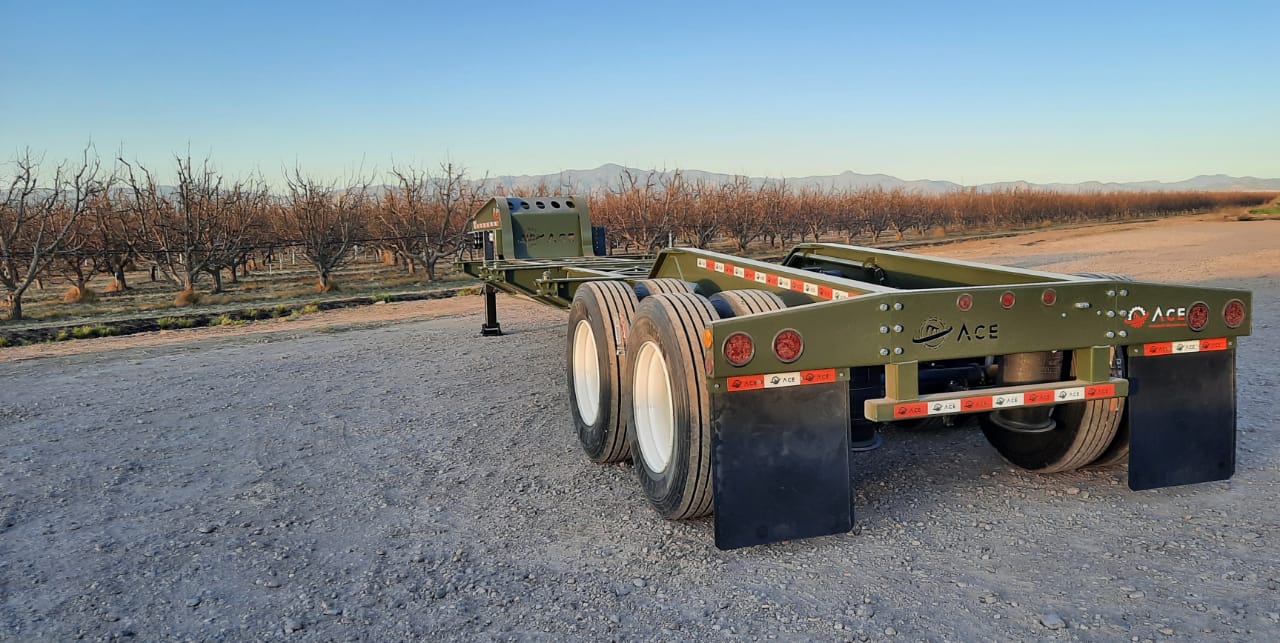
[481,284,503,336]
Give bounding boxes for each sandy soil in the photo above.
[2,216,1278,640]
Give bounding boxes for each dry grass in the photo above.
[174,288,202,307]
[61,286,98,304]
[2,258,476,328]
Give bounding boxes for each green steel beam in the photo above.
[785,243,1079,289]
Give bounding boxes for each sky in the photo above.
[2,0,1277,186]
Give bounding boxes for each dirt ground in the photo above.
[2,214,1278,641]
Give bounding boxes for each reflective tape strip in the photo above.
[694,258,858,301]
[891,382,1118,419]
[1141,337,1228,356]
[726,368,837,392]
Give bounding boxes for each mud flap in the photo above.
[711,381,852,550]
[1126,349,1236,491]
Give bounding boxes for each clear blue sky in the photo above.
[2,0,1277,185]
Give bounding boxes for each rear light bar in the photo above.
[861,378,1129,422]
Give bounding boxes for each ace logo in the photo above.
[1125,305,1186,329]
[911,317,999,348]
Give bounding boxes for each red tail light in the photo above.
[1000,291,1016,309]
[956,293,973,311]
[1187,302,1209,332]
[722,332,755,367]
[1041,289,1057,306]
[1223,299,1246,328]
[772,329,804,363]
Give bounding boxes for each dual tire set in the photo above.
[567,278,1129,522]
[567,280,787,519]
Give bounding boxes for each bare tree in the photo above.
[421,161,483,280]
[605,169,675,253]
[1,148,104,320]
[281,170,368,291]
[204,178,268,292]
[793,186,830,243]
[721,176,772,252]
[676,175,721,249]
[120,154,254,294]
[56,170,141,296]
[380,165,429,276]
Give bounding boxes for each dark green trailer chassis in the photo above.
[461,236,1251,550]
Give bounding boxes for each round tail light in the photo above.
[956,293,973,311]
[1041,289,1057,306]
[722,332,755,367]
[1223,299,1246,328]
[1187,302,1209,332]
[1000,291,1016,309]
[772,329,804,363]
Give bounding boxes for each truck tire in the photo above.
[979,348,1124,473]
[623,292,719,519]
[708,289,786,318]
[633,278,693,300]
[1070,273,1132,468]
[567,281,638,463]
[1086,417,1129,468]
[1086,352,1130,468]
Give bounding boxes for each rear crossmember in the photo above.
[458,196,1252,550]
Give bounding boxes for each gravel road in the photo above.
[2,217,1278,641]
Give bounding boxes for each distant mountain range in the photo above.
[483,163,1280,194]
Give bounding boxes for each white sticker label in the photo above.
[1172,340,1201,353]
[927,399,962,415]
[992,393,1024,408]
[696,258,707,268]
[803,282,819,295]
[754,272,768,284]
[712,261,725,273]
[1055,387,1085,402]
[763,372,802,388]
[833,290,849,300]
[777,277,791,289]
[733,266,745,278]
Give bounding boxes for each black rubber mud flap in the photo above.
[711,381,852,550]
[1127,349,1236,491]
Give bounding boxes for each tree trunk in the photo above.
[425,254,438,282]
[229,263,240,283]
[113,265,128,291]
[8,294,22,321]
[209,268,224,294]
[317,270,335,292]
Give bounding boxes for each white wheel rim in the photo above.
[572,320,601,425]
[633,340,675,473]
